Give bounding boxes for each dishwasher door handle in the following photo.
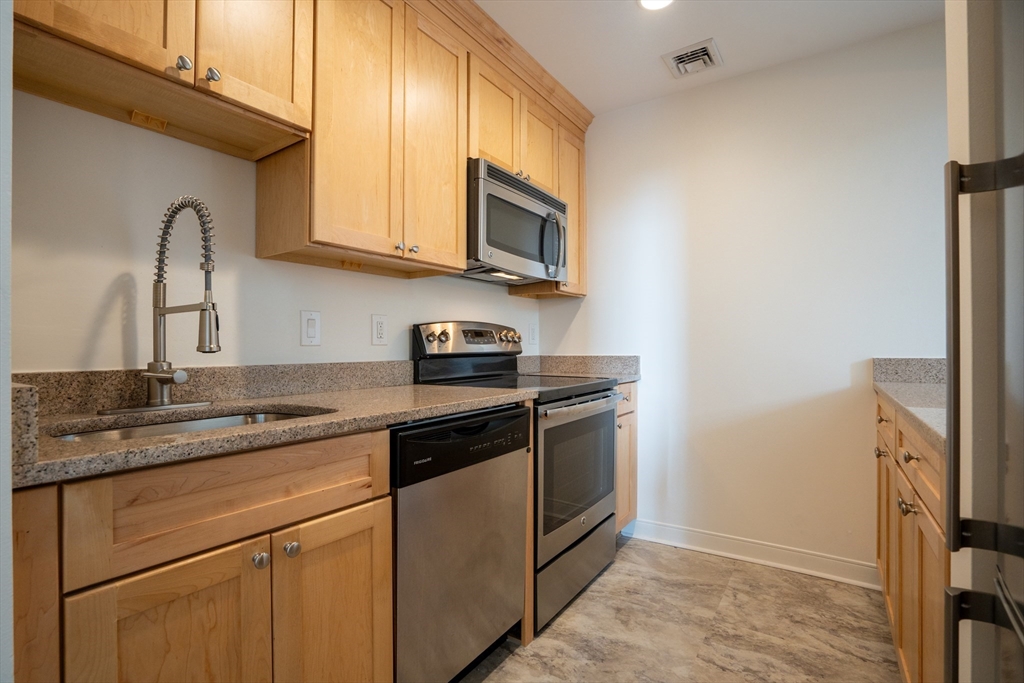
[541,393,622,420]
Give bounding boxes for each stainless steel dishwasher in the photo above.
[391,405,529,683]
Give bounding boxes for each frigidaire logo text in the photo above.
[413,457,432,465]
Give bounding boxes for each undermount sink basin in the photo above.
[56,413,308,442]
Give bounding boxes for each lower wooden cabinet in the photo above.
[875,395,950,683]
[64,537,274,683]
[271,498,393,683]
[62,498,393,683]
[615,382,638,533]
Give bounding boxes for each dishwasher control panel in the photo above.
[390,406,530,488]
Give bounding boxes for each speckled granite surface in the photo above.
[14,384,536,488]
[14,361,413,416]
[873,358,946,384]
[539,355,640,377]
[874,381,947,455]
[11,384,38,467]
[517,355,541,374]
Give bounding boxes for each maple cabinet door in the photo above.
[403,8,468,271]
[272,499,393,683]
[521,96,558,195]
[195,0,313,129]
[64,537,273,683]
[309,0,405,257]
[14,0,195,83]
[469,54,520,173]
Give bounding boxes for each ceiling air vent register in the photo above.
[661,38,724,79]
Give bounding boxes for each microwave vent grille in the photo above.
[661,38,723,79]
[485,163,567,215]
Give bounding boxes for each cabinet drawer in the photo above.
[62,430,389,592]
[876,394,896,447]
[617,382,636,417]
[896,422,944,530]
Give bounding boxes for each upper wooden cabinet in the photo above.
[469,55,520,174]
[14,0,196,84]
[468,67,560,194]
[521,96,559,195]
[195,0,313,129]
[258,2,469,277]
[306,0,405,261]
[14,0,313,131]
[403,7,468,271]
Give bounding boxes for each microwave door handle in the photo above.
[544,212,556,278]
[554,212,565,281]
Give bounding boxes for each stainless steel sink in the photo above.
[56,413,308,442]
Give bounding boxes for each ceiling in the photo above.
[474,0,945,116]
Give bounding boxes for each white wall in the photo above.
[11,92,540,372]
[542,21,949,585]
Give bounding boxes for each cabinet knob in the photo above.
[874,446,888,459]
[205,67,222,82]
[617,423,623,429]
[877,415,890,425]
[515,170,524,177]
[410,245,419,253]
[395,241,405,251]
[175,55,193,71]
[252,552,270,570]
[283,541,302,558]
[897,495,918,517]
[902,450,920,464]
[525,174,531,182]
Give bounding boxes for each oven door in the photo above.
[471,178,567,282]
[536,391,621,567]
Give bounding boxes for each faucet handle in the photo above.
[142,369,188,385]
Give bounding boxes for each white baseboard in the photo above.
[625,519,881,590]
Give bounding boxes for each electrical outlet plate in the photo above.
[372,314,388,346]
[529,323,539,345]
[300,311,321,346]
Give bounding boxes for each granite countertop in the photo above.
[874,381,947,455]
[14,384,537,488]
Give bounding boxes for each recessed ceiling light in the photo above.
[638,0,673,9]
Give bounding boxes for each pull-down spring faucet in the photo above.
[100,196,221,415]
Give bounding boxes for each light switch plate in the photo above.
[300,311,321,346]
[372,314,388,346]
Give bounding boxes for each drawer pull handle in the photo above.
[903,450,921,464]
[284,541,302,558]
[874,447,888,459]
[898,496,918,517]
[877,415,890,425]
[252,552,271,570]
[624,395,631,402]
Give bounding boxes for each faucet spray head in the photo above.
[198,304,220,353]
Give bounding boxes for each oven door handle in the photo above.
[541,392,622,420]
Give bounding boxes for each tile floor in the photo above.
[465,536,899,682]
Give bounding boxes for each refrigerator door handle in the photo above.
[945,587,1024,682]
[944,152,1024,553]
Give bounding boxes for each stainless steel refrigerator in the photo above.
[944,1,1024,680]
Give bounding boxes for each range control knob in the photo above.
[425,332,437,343]
[438,330,450,344]
[499,331,509,342]
[513,333,522,343]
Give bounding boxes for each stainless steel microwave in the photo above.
[462,158,568,285]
